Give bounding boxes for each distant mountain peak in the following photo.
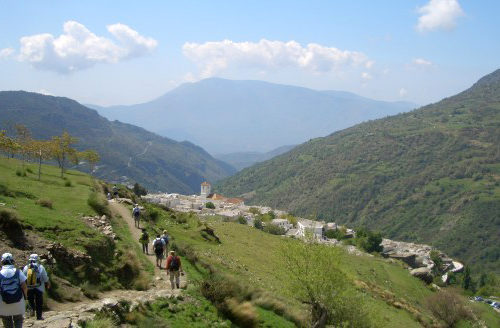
[472,68,500,87]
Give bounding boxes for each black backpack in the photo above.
[170,256,179,271]
[154,239,164,252]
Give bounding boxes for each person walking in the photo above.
[160,230,169,258]
[132,204,141,228]
[139,229,149,255]
[165,251,182,289]
[152,235,165,268]
[0,253,28,328]
[22,254,50,320]
[112,185,118,199]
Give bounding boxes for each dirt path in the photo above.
[108,199,163,275]
[24,199,185,327]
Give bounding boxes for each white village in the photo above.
[140,181,464,285]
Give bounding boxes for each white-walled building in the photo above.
[297,219,324,239]
[271,218,293,232]
[200,181,212,198]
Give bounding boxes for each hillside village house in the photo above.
[271,218,293,232]
[297,219,324,239]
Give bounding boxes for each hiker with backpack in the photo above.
[139,229,149,255]
[0,253,28,328]
[160,230,169,258]
[165,251,182,289]
[132,204,141,228]
[22,254,50,321]
[153,235,166,268]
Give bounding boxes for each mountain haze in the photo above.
[0,91,235,193]
[215,145,296,171]
[216,69,500,272]
[95,78,416,154]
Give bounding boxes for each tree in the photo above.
[133,182,147,196]
[430,250,443,275]
[462,267,472,291]
[27,140,53,180]
[50,132,78,178]
[253,218,263,230]
[15,124,32,169]
[237,216,247,225]
[281,238,371,327]
[205,201,215,209]
[81,150,100,175]
[0,131,20,159]
[354,227,383,253]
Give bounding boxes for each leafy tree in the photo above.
[27,140,53,180]
[248,207,261,215]
[50,132,78,178]
[205,201,215,209]
[14,124,32,169]
[237,216,246,225]
[264,224,285,235]
[281,238,371,327]
[253,218,263,230]
[133,182,148,196]
[430,250,443,274]
[81,150,100,175]
[354,227,383,253]
[462,266,473,291]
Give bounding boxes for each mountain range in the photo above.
[0,91,235,193]
[93,78,416,154]
[216,69,500,272]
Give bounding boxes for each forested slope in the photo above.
[0,91,235,193]
[217,69,500,272]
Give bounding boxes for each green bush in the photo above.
[36,198,53,209]
[87,192,111,217]
[264,224,285,235]
[205,202,215,209]
[64,180,72,187]
[237,216,247,225]
[354,227,383,253]
[254,218,263,230]
[15,168,26,177]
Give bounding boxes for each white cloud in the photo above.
[361,72,372,80]
[399,88,408,97]
[18,21,157,73]
[416,0,464,32]
[0,48,14,59]
[413,58,432,66]
[182,39,372,77]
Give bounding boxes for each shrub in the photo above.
[354,227,383,253]
[205,202,215,209]
[26,167,33,174]
[133,182,148,196]
[264,224,285,235]
[237,216,247,225]
[81,282,100,299]
[36,198,53,209]
[64,180,72,187]
[248,207,261,215]
[83,316,117,328]
[0,209,25,244]
[225,298,258,328]
[426,290,472,327]
[15,168,26,177]
[0,184,15,197]
[253,218,263,230]
[87,192,111,217]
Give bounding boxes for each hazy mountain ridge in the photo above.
[216,69,500,272]
[0,91,236,193]
[95,78,416,154]
[215,145,296,171]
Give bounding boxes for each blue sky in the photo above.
[0,0,499,106]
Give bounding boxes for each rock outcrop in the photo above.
[82,215,117,240]
[410,267,433,284]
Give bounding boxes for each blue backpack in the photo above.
[0,270,23,304]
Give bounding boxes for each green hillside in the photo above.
[134,205,500,328]
[0,91,235,194]
[216,69,500,273]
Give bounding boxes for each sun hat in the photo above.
[29,254,39,262]
[1,253,14,264]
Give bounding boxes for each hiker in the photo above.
[153,235,165,268]
[160,230,169,258]
[0,253,28,328]
[112,185,118,199]
[165,251,182,289]
[22,254,50,321]
[106,192,111,201]
[139,229,149,254]
[132,204,141,228]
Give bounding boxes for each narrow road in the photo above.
[127,141,153,168]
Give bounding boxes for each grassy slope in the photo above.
[141,208,456,327]
[216,69,500,273]
[0,156,104,249]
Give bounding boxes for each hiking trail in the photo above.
[24,200,185,328]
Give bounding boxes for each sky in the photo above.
[0,0,499,106]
